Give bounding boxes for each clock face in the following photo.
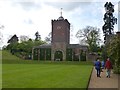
[57,26,61,29]
[54,26,64,37]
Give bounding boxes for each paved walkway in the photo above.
[88,67,119,90]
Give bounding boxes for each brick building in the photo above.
[32,12,88,61]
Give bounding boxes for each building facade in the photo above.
[32,14,88,61]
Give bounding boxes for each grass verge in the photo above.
[2,50,93,88]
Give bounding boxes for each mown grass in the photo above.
[2,50,93,88]
[0,50,2,89]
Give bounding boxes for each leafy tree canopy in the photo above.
[76,26,101,52]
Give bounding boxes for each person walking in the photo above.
[105,58,113,78]
[95,58,101,78]
[101,60,105,72]
[101,60,105,69]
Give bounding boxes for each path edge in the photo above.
[87,66,94,90]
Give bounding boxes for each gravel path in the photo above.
[88,67,119,90]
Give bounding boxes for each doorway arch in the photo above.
[54,51,63,61]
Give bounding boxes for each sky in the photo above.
[0,0,119,48]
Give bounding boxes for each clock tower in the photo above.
[51,9,70,61]
[32,8,88,61]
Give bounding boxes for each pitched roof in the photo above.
[33,44,88,50]
[33,44,51,48]
[67,44,88,50]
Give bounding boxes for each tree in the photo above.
[5,32,46,59]
[45,32,51,44]
[0,32,3,44]
[35,31,41,41]
[6,37,46,59]
[76,26,101,52]
[106,33,120,74]
[7,34,19,44]
[6,34,19,54]
[0,25,4,29]
[0,25,4,45]
[102,2,117,42]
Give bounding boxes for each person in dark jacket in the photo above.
[105,58,113,78]
[95,58,101,78]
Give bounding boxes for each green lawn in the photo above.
[0,64,2,89]
[2,51,93,88]
[0,50,2,89]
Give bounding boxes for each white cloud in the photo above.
[12,0,41,11]
[0,0,61,46]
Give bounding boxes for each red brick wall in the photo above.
[51,19,70,44]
